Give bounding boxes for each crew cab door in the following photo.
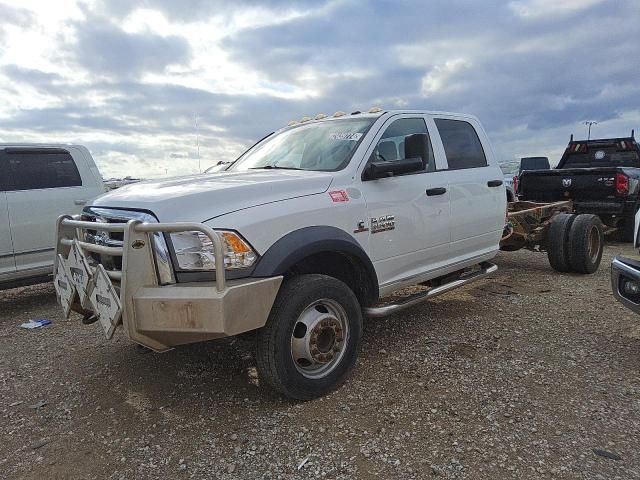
[433,117,506,261]
[0,153,16,277]
[358,115,451,287]
[4,148,86,274]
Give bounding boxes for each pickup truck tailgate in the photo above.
[519,168,620,202]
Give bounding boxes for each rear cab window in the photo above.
[3,149,82,191]
[561,146,640,168]
[435,119,487,170]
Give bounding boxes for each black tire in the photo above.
[546,213,576,273]
[567,214,604,274]
[256,274,362,400]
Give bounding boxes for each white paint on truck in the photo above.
[54,109,506,399]
[0,145,104,288]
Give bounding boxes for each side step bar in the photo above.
[365,262,498,318]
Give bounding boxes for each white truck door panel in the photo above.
[362,171,451,285]
[5,149,87,274]
[434,117,506,260]
[0,191,16,276]
[358,115,451,287]
[448,166,504,255]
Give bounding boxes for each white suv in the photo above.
[54,110,506,399]
[0,145,104,289]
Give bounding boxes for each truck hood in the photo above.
[90,170,334,221]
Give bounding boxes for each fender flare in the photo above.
[252,226,379,302]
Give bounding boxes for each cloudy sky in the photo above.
[1,0,638,178]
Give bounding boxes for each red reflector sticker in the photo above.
[329,190,349,202]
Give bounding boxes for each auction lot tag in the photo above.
[329,132,362,141]
[89,264,122,339]
[54,254,75,319]
[66,240,93,308]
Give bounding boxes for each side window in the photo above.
[5,150,82,191]
[435,119,487,170]
[370,118,435,172]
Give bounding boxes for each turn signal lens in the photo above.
[222,232,251,253]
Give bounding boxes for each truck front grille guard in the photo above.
[55,215,226,293]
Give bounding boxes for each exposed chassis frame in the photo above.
[500,200,573,251]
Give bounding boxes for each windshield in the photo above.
[230,118,374,172]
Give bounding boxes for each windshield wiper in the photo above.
[250,165,304,170]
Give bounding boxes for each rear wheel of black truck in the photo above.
[568,214,604,274]
[546,213,576,273]
[256,274,362,400]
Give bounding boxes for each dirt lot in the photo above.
[1,244,639,480]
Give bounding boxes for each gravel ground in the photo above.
[1,244,639,479]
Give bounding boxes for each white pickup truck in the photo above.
[54,109,506,399]
[1,145,104,289]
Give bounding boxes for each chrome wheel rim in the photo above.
[290,299,349,379]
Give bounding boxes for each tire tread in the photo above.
[567,214,603,274]
[256,274,362,400]
[546,213,575,273]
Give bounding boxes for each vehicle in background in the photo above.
[0,145,104,289]
[500,164,518,202]
[519,156,550,174]
[611,209,640,312]
[518,133,640,241]
[54,108,508,399]
[504,175,517,202]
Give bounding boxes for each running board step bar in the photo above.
[365,262,498,318]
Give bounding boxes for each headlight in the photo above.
[170,230,257,271]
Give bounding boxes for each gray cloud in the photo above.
[102,0,324,21]
[72,12,191,77]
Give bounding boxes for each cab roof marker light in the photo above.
[314,113,327,120]
[300,116,312,123]
[287,120,299,126]
[333,111,346,117]
[368,106,382,113]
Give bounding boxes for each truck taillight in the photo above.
[616,173,629,195]
[512,175,518,194]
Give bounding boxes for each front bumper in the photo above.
[54,215,282,351]
[611,255,640,315]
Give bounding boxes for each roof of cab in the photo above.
[279,109,479,132]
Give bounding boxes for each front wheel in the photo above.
[256,274,362,400]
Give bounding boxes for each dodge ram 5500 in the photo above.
[54,109,506,399]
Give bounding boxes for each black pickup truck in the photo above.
[518,133,640,241]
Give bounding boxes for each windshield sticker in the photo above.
[329,132,363,141]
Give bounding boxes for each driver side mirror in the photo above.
[363,157,424,180]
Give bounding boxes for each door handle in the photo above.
[487,180,503,187]
[426,187,447,196]
[74,199,87,205]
